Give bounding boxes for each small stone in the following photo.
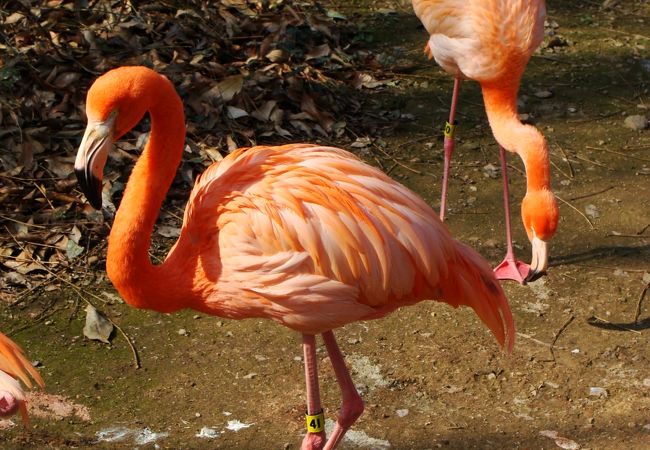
[567,107,577,113]
[560,179,571,186]
[396,409,409,417]
[178,328,189,336]
[347,338,361,345]
[482,163,500,179]
[195,412,202,418]
[584,204,600,219]
[589,387,608,398]
[534,90,553,99]
[243,373,257,379]
[624,114,648,131]
[597,140,606,145]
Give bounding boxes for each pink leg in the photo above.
[321,331,364,450]
[493,145,531,284]
[301,334,326,450]
[440,77,461,221]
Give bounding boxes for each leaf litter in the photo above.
[0,0,397,347]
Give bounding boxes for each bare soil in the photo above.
[1,1,649,449]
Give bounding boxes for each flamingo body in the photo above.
[412,0,559,281]
[75,66,514,449]
[0,333,44,424]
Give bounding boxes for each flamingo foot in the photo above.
[301,431,326,450]
[493,256,530,285]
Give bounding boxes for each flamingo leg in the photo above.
[321,331,364,450]
[440,76,461,221]
[493,145,531,284]
[301,334,327,450]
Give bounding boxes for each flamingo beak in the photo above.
[526,236,548,282]
[75,115,115,210]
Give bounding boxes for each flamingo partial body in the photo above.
[0,333,44,424]
[412,0,559,283]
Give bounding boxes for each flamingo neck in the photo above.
[481,82,551,192]
[106,86,189,313]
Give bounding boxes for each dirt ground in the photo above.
[1,1,649,449]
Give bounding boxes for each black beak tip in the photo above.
[525,269,546,283]
[75,167,103,210]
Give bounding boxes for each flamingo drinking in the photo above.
[412,0,559,284]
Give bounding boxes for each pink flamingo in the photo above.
[0,332,44,424]
[412,0,559,284]
[75,66,514,449]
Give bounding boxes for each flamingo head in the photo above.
[75,66,170,209]
[0,390,19,418]
[521,188,559,281]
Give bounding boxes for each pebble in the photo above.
[584,204,600,219]
[396,409,409,417]
[624,114,648,131]
[589,387,608,398]
[482,163,500,179]
[178,328,189,336]
[534,90,553,99]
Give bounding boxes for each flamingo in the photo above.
[0,332,44,424]
[412,0,559,284]
[74,66,515,450]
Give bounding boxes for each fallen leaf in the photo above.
[83,305,114,344]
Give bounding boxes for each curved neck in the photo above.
[106,86,189,312]
[481,81,552,192]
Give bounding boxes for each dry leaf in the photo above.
[83,305,114,344]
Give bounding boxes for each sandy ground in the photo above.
[1,1,649,449]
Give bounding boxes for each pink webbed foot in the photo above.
[493,256,530,285]
[301,430,326,450]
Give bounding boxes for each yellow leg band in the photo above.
[444,121,457,139]
[305,410,325,433]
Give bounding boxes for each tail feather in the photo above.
[440,243,515,352]
[0,332,44,425]
[0,333,44,389]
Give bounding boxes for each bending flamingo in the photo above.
[75,66,515,450]
[412,0,559,283]
[0,332,44,424]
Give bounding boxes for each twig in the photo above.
[573,154,608,169]
[516,332,561,349]
[111,320,141,370]
[33,183,56,210]
[554,194,595,230]
[605,233,650,238]
[569,186,614,201]
[549,315,575,361]
[586,146,650,163]
[555,143,575,178]
[636,223,650,235]
[588,315,642,335]
[573,264,647,273]
[0,214,49,229]
[634,283,649,324]
[550,158,573,180]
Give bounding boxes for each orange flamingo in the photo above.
[0,332,44,424]
[412,0,559,284]
[75,66,514,450]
